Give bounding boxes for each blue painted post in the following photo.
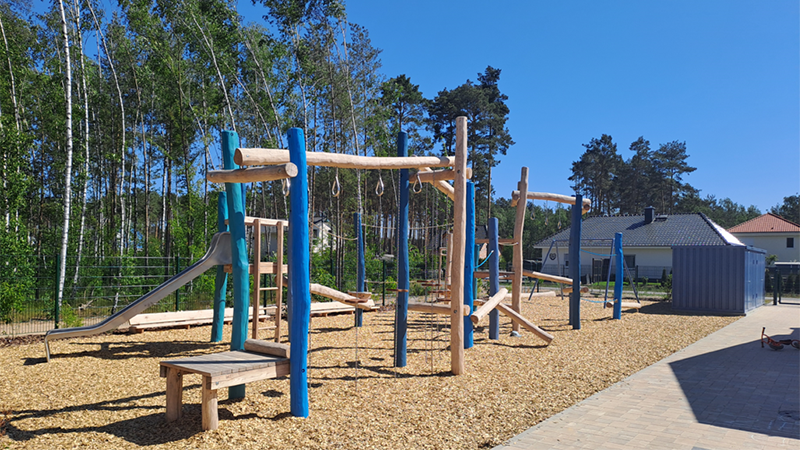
[569,194,582,330]
[354,212,364,327]
[287,128,310,417]
[613,232,623,320]
[394,132,409,367]
[222,130,249,399]
[463,181,475,348]
[211,191,229,342]
[488,218,500,340]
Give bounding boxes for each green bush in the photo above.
[660,269,668,286]
[663,274,673,300]
[765,270,772,293]
[60,305,84,328]
[642,277,648,286]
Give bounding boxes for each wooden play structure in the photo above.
[163,119,472,426]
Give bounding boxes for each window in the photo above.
[788,238,795,248]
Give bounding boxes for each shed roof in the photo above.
[534,213,742,247]
[727,213,800,233]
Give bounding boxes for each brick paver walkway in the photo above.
[494,303,800,450]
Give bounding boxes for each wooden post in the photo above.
[511,167,529,333]
[488,218,501,340]
[450,116,468,375]
[222,130,249,400]
[274,221,284,342]
[464,181,475,349]
[211,192,228,342]
[354,212,364,327]
[288,128,310,418]
[251,219,262,339]
[613,232,623,320]
[201,381,219,431]
[394,132,409,368]
[569,194,582,329]
[165,368,183,422]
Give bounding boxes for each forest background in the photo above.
[0,0,796,324]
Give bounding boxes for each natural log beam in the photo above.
[510,190,591,212]
[470,288,508,324]
[418,167,455,200]
[408,302,470,316]
[474,270,514,279]
[475,300,554,344]
[415,168,472,182]
[235,148,454,169]
[562,287,590,295]
[307,283,374,310]
[522,270,574,285]
[207,163,297,183]
[505,291,557,300]
[475,238,517,245]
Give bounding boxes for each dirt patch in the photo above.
[0,299,737,449]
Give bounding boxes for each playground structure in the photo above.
[42,116,639,430]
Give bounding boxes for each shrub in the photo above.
[642,277,649,287]
[764,269,772,293]
[660,269,668,286]
[60,305,83,328]
[663,274,673,300]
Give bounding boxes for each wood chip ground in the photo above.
[0,299,737,449]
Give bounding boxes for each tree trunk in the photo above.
[55,0,75,324]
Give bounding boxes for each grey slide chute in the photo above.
[45,232,232,362]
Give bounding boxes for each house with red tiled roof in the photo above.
[728,213,800,262]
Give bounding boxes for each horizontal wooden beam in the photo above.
[408,302,470,316]
[474,271,514,279]
[562,286,590,295]
[308,283,374,310]
[510,190,591,212]
[605,301,642,309]
[475,238,517,245]
[235,148,454,169]
[207,163,297,183]
[225,217,288,227]
[470,288,508,324]
[224,262,288,275]
[522,270,574,285]
[418,167,455,200]
[415,168,472,182]
[505,291,557,300]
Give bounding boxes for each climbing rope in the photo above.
[476,250,494,268]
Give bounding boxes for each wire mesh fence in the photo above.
[0,253,219,337]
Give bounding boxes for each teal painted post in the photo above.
[222,130,249,400]
[394,132,409,367]
[288,128,310,417]
[211,192,229,342]
[463,181,475,348]
[354,212,364,327]
[488,218,500,340]
[569,194,582,329]
[613,233,623,320]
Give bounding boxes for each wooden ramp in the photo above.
[128,306,276,332]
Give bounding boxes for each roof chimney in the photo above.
[644,206,655,225]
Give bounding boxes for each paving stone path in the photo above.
[494,303,800,450]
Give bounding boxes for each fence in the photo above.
[536,263,673,285]
[0,253,221,337]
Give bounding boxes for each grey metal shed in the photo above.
[672,245,766,315]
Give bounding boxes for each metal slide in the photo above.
[45,232,232,362]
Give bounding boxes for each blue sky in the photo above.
[243,0,799,213]
[66,0,795,212]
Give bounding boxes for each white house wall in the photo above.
[538,245,675,278]
[732,232,800,262]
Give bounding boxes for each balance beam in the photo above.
[408,302,471,316]
[471,288,508,324]
[308,283,374,310]
[235,149,454,169]
[522,270,573,285]
[474,299,554,344]
[207,163,297,183]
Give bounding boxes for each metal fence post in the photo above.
[175,255,181,311]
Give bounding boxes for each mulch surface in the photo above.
[0,299,737,449]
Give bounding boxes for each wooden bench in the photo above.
[160,340,290,430]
